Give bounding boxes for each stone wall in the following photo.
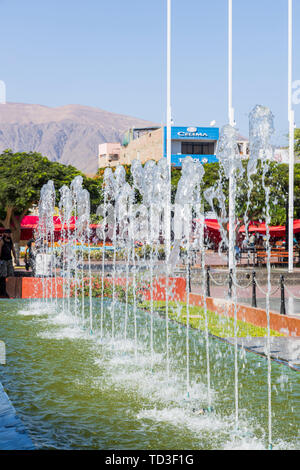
[119,128,163,165]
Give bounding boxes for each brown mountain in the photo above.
[0,102,157,174]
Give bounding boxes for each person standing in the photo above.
[0,229,18,298]
[249,233,256,247]
[24,239,36,276]
[241,235,248,252]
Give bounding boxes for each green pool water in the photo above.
[0,298,299,450]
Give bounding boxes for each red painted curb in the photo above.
[5,276,187,302]
[189,293,300,337]
[6,277,299,337]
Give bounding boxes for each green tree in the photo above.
[295,128,300,158]
[95,160,300,228]
[203,161,300,227]
[0,150,101,244]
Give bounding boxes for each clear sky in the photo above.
[0,0,299,145]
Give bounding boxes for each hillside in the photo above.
[0,103,157,173]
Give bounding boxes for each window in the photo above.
[181,142,215,155]
[108,154,119,161]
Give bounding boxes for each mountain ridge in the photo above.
[0,102,157,173]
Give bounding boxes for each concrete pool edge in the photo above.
[0,381,35,450]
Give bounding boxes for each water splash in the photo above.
[249,104,275,450]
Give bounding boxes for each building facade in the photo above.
[163,126,219,166]
[98,126,249,169]
[98,142,123,167]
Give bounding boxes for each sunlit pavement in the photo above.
[226,337,300,371]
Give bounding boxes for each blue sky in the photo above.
[0,0,299,144]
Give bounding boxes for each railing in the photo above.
[199,266,300,316]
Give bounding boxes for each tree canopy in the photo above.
[96,160,300,227]
[2,149,300,244]
[295,128,300,158]
[0,150,101,242]
[203,161,300,226]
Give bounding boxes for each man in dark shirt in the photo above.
[0,229,18,298]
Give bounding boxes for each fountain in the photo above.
[1,108,299,450]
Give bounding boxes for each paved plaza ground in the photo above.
[226,337,300,371]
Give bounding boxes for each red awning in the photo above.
[19,215,101,241]
[21,215,100,231]
[201,219,300,238]
[19,215,300,242]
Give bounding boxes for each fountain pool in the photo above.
[0,298,299,450]
[1,106,299,450]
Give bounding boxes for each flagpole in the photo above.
[288,0,294,273]
[167,0,172,172]
[228,0,235,271]
[165,0,172,380]
[228,0,234,127]
[166,0,172,258]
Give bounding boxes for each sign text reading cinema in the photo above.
[176,127,208,138]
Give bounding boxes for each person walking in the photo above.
[24,239,36,276]
[0,229,18,298]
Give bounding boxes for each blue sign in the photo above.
[163,126,219,167]
[170,155,218,167]
[165,126,219,141]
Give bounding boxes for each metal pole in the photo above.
[280,275,286,315]
[288,0,295,273]
[228,0,234,126]
[228,0,235,271]
[285,199,289,249]
[206,266,211,298]
[188,260,191,293]
[167,0,172,171]
[251,270,257,308]
[228,268,233,299]
[166,0,172,259]
[228,168,235,271]
[165,0,172,381]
